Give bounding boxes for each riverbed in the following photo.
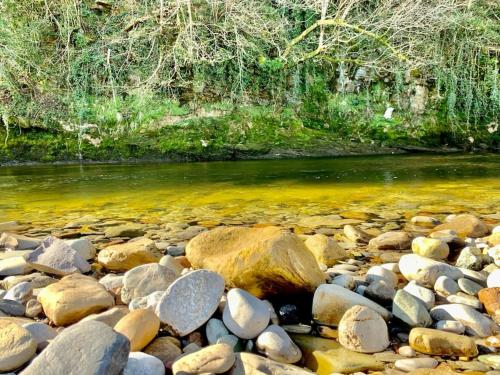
[1,153,499,227]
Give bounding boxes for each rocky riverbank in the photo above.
[0,212,499,374]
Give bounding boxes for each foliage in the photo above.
[0,0,498,159]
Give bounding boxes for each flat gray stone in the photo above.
[393,289,432,328]
[0,299,25,316]
[155,270,225,336]
[430,304,496,337]
[21,320,130,375]
[26,236,91,276]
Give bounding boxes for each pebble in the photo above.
[458,277,484,296]
[312,284,391,325]
[172,343,235,374]
[24,299,43,318]
[409,327,478,357]
[478,354,500,370]
[38,274,115,326]
[98,238,161,271]
[343,225,372,243]
[461,268,488,285]
[256,324,302,363]
[366,265,398,288]
[456,246,493,271]
[434,275,459,297]
[0,256,33,276]
[435,320,465,334]
[304,234,347,267]
[144,336,182,364]
[330,274,356,289]
[206,318,230,345]
[26,236,91,276]
[395,358,438,372]
[369,231,412,250]
[364,280,396,302]
[430,303,496,337]
[21,320,130,375]
[412,237,449,259]
[479,287,500,316]
[65,237,96,260]
[338,305,389,353]
[392,289,432,327]
[0,299,25,316]
[277,304,299,325]
[0,320,37,372]
[123,352,165,375]
[223,288,271,339]
[381,262,400,273]
[4,281,32,304]
[155,269,225,336]
[158,255,184,275]
[399,254,462,288]
[114,309,160,351]
[411,216,440,228]
[120,263,178,304]
[217,334,240,350]
[98,274,124,292]
[446,292,482,309]
[398,346,416,357]
[403,281,435,309]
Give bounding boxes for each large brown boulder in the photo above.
[186,226,325,297]
[433,214,489,238]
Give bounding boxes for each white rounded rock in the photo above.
[434,276,459,297]
[431,304,496,337]
[403,281,435,309]
[223,288,270,339]
[412,237,449,259]
[338,305,389,353]
[398,346,416,357]
[65,238,96,260]
[399,254,462,287]
[395,358,438,372]
[330,274,356,290]
[366,266,398,288]
[22,322,57,351]
[256,324,302,364]
[4,281,32,304]
[155,269,225,337]
[123,352,165,375]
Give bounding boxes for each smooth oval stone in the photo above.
[398,346,416,357]
[478,354,500,370]
[123,352,165,375]
[409,327,478,357]
[430,304,496,337]
[65,238,96,260]
[366,266,398,288]
[330,274,356,290]
[256,324,302,363]
[392,289,432,328]
[412,237,449,259]
[20,320,130,375]
[399,254,462,288]
[223,288,270,339]
[368,231,412,250]
[434,275,459,297]
[312,284,391,326]
[277,304,300,325]
[172,343,235,374]
[304,234,347,267]
[460,268,488,286]
[458,278,484,296]
[155,269,225,337]
[0,299,25,316]
[4,281,33,304]
[478,288,500,316]
[364,280,396,303]
[395,358,438,372]
[114,309,160,352]
[338,305,389,353]
[206,318,230,345]
[411,216,440,228]
[0,320,37,372]
[435,320,465,334]
[447,293,482,309]
[381,263,400,273]
[24,299,43,318]
[217,334,240,350]
[403,281,435,309]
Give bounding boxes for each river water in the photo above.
[1,153,499,227]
